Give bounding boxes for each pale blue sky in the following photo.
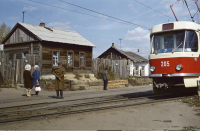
[0,0,199,58]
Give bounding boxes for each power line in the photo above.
[133,0,176,21]
[28,0,149,29]
[59,0,150,29]
[26,11,43,22]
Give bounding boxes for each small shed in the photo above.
[1,22,96,78]
[97,43,149,76]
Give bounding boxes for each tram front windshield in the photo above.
[151,30,198,54]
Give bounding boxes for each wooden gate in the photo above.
[92,58,131,78]
[0,52,35,85]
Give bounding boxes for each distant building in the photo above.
[1,22,96,78]
[97,43,149,76]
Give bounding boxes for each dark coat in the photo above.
[23,70,33,89]
[102,71,108,80]
[32,70,40,87]
[52,66,65,90]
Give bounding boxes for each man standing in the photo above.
[52,61,65,99]
[102,68,108,90]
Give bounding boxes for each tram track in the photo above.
[0,92,195,123]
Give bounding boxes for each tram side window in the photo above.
[184,31,198,52]
[152,35,161,54]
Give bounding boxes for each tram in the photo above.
[149,21,200,93]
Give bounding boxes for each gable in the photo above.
[4,25,38,44]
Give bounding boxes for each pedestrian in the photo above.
[102,68,108,90]
[52,61,65,99]
[32,65,40,96]
[23,64,33,97]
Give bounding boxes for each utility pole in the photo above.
[119,39,122,50]
[22,11,26,23]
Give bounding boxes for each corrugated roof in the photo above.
[18,23,95,47]
[98,46,148,63]
[118,50,148,62]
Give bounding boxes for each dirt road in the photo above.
[0,86,199,130]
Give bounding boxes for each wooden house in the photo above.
[97,43,149,76]
[1,22,95,78]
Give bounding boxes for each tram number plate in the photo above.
[161,61,169,67]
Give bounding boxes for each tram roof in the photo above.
[151,21,200,34]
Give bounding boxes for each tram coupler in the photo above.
[197,80,200,101]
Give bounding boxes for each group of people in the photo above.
[23,61,108,98]
[23,61,65,99]
[23,64,40,97]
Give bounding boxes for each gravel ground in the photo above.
[0,86,200,130]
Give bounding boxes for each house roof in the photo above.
[98,46,148,63]
[3,22,95,47]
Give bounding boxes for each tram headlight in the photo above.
[176,64,182,71]
[150,66,155,72]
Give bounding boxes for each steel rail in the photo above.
[0,91,154,112]
[0,93,194,123]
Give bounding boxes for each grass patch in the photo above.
[78,86,85,90]
[70,86,86,91]
[70,87,76,91]
[85,74,90,78]
[74,72,82,80]
[128,76,152,86]
[95,65,115,80]
[182,96,200,107]
[182,126,200,130]
[2,79,10,86]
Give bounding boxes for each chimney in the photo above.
[112,43,115,48]
[39,22,45,27]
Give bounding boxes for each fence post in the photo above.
[197,80,200,101]
[21,58,25,84]
[16,59,20,83]
[1,53,5,80]
[11,54,16,85]
[5,53,9,80]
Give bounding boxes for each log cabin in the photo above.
[97,43,149,76]
[1,22,95,79]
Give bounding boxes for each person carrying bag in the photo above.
[32,65,40,96]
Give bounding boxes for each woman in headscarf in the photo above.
[32,65,40,96]
[23,64,33,97]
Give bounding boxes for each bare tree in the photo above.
[0,22,11,43]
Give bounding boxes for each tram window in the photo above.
[175,31,185,52]
[184,31,198,52]
[164,35,173,48]
[151,31,186,54]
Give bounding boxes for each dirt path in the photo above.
[0,100,199,130]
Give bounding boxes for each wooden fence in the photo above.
[93,58,131,78]
[0,52,35,85]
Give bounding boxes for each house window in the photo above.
[135,66,139,76]
[52,50,60,66]
[67,51,74,67]
[141,66,145,76]
[21,50,29,59]
[80,52,85,67]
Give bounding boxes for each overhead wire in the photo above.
[133,0,176,20]
[58,0,150,29]
[26,11,43,22]
[28,0,150,29]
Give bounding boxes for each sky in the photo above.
[0,0,199,58]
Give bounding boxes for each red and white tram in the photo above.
[149,21,200,93]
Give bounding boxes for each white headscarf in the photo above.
[25,64,31,71]
[34,65,39,70]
